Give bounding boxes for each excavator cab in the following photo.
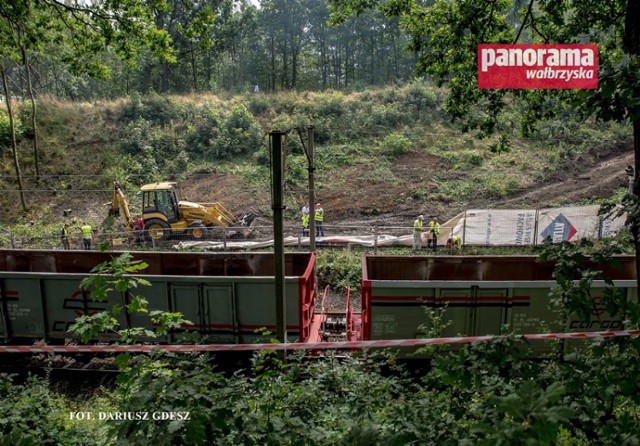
[140,182,183,240]
[142,186,180,222]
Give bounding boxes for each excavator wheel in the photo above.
[145,218,170,241]
[189,223,207,240]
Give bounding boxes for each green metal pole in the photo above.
[270,130,287,346]
[307,125,316,252]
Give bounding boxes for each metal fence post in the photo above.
[373,227,378,255]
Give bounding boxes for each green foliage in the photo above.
[0,112,23,147]
[414,304,454,357]
[313,143,368,169]
[102,328,640,445]
[475,381,574,445]
[121,93,180,126]
[426,179,475,203]
[307,92,348,118]
[110,351,408,446]
[70,252,190,343]
[328,0,638,158]
[368,102,408,130]
[0,83,632,240]
[0,374,110,445]
[403,80,438,112]
[316,249,362,291]
[118,116,190,181]
[380,132,411,157]
[218,104,263,156]
[473,173,522,198]
[186,103,262,160]
[80,252,151,300]
[440,149,486,169]
[537,239,640,329]
[283,154,308,185]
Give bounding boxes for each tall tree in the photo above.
[146,0,216,93]
[0,1,42,210]
[0,0,174,211]
[1,60,26,211]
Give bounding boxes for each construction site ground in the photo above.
[179,142,633,232]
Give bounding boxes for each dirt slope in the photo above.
[184,142,634,229]
[14,139,632,230]
[495,142,632,210]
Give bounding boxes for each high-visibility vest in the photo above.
[450,236,462,247]
[413,219,423,234]
[429,221,440,235]
[315,209,324,222]
[81,225,92,239]
[60,227,69,239]
[302,214,309,228]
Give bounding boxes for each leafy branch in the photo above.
[69,252,191,343]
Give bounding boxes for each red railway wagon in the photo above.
[0,250,317,344]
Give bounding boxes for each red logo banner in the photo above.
[478,44,598,89]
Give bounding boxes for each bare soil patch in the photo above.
[173,142,633,230]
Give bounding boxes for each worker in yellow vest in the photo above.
[413,215,424,251]
[446,235,463,254]
[60,222,71,250]
[302,211,310,237]
[314,203,324,237]
[428,216,439,250]
[81,222,93,250]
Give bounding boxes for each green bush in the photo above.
[247,94,271,115]
[316,250,362,291]
[440,149,485,168]
[121,92,179,125]
[369,103,407,129]
[284,154,308,185]
[0,374,108,445]
[381,132,412,157]
[403,80,438,111]
[310,92,348,118]
[0,112,24,148]
[474,173,523,198]
[188,104,262,159]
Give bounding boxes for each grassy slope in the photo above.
[0,82,632,242]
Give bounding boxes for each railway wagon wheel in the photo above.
[145,218,170,241]
[189,222,207,240]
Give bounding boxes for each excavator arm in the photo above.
[109,182,134,231]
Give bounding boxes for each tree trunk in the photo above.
[21,46,40,181]
[633,120,640,290]
[160,61,170,92]
[1,61,27,211]
[270,34,276,92]
[190,43,198,92]
[624,0,640,289]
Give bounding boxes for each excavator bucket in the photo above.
[228,210,259,239]
[202,202,236,227]
[236,211,259,228]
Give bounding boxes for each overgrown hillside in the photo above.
[0,81,632,240]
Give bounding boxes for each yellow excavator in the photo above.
[110,181,258,241]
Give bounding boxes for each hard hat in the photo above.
[418,215,424,219]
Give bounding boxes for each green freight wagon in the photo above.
[0,250,316,344]
[360,255,637,350]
